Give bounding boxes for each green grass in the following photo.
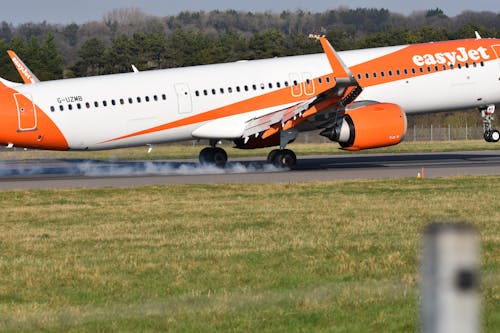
[0,140,499,161]
[0,176,499,332]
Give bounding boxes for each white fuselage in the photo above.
[2,38,500,150]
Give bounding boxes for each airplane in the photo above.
[0,34,499,168]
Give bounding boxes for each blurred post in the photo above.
[421,223,480,333]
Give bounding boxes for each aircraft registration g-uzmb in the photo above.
[1,34,499,168]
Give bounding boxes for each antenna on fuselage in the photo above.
[474,31,482,40]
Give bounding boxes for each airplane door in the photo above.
[301,72,315,96]
[289,73,302,97]
[174,83,192,114]
[14,93,37,131]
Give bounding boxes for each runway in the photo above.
[0,150,499,189]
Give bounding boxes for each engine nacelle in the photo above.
[325,103,407,150]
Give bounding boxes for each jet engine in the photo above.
[321,103,407,150]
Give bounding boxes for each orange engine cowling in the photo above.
[330,103,407,150]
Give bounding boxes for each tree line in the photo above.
[0,7,498,81]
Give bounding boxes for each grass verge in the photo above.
[0,140,499,161]
[0,176,498,332]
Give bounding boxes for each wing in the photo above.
[192,37,362,142]
[7,50,40,84]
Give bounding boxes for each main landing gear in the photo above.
[266,128,299,169]
[198,129,300,169]
[199,140,228,167]
[480,105,500,142]
[267,149,297,168]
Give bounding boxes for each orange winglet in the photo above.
[319,37,352,79]
[7,50,40,84]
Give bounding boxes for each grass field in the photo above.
[0,176,499,332]
[0,140,499,161]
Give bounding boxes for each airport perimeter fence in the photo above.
[294,125,485,144]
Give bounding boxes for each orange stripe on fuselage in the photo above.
[104,78,338,143]
[352,39,495,87]
[0,83,68,150]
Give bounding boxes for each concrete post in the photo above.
[421,223,480,333]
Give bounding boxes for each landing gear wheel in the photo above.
[267,149,280,163]
[490,130,500,142]
[484,130,500,143]
[199,147,215,164]
[212,147,228,167]
[198,147,228,167]
[271,149,297,169]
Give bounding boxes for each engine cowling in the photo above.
[327,103,407,150]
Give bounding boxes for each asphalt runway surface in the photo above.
[0,150,499,189]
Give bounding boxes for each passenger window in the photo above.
[318,77,323,84]
[450,64,454,69]
[268,83,273,89]
[68,104,73,110]
[396,69,401,75]
[373,72,377,78]
[153,95,158,101]
[145,96,150,102]
[128,98,133,104]
[252,84,257,90]
[293,80,298,86]
[380,72,385,77]
[411,68,416,74]
[59,105,64,111]
[137,97,141,103]
[427,67,431,72]
[162,94,166,100]
[236,86,241,92]
[365,73,369,79]
[434,66,439,71]
[111,100,116,106]
[195,91,199,97]
[94,101,99,107]
[284,81,289,86]
[388,70,393,76]
[220,88,224,94]
[277,82,281,88]
[325,77,330,83]
[419,68,424,73]
[473,62,477,68]
[457,64,462,69]
[228,87,233,93]
[465,63,469,68]
[211,89,216,95]
[261,83,265,89]
[244,85,249,91]
[119,99,124,105]
[203,90,207,96]
[103,100,107,107]
[77,103,81,109]
[50,106,55,112]
[480,61,484,66]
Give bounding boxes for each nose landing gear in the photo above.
[480,105,500,142]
